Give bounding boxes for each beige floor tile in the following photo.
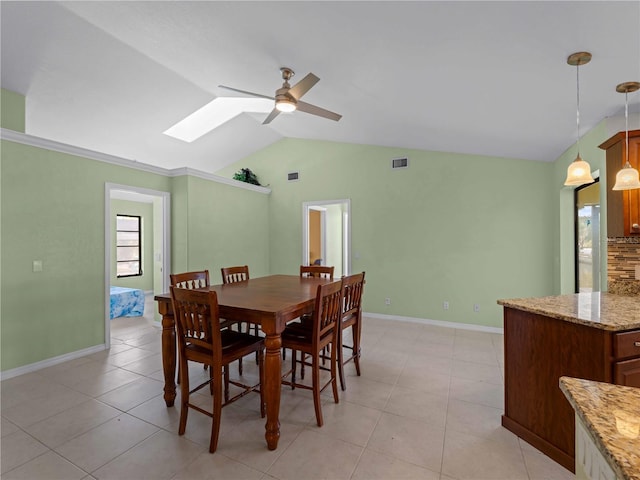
[170,451,263,479]
[119,352,163,376]
[0,430,49,474]
[451,359,503,384]
[384,385,448,428]
[441,430,528,479]
[2,385,92,428]
[445,399,519,447]
[1,375,73,411]
[1,416,21,437]
[448,377,503,409]
[24,399,121,448]
[55,413,159,473]
[366,412,445,472]
[307,399,381,447]
[96,376,164,411]
[352,448,440,479]
[104,346,158,367]
[1,450,87,480]
[267,428,362,480]
[403,352,454,376]
[44,360,119,388]
[396,366,451,397]
[452,345,501,366]
[520,439,575,479]
[334,375,394,410]
[70,367,142,397]
[127,393,183,429]
[90,429,202,479]
[213,417,304,473]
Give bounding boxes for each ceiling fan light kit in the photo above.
[564,51,595,187]
[612,81,640,191]
[219,66,342,125]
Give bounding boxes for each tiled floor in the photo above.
[1,295,574,480]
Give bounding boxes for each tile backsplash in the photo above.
[607,237,640,282]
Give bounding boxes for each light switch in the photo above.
[33,260,43,272]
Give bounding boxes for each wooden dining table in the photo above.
[154,274,334,450]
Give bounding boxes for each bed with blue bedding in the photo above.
[110,286,145,319]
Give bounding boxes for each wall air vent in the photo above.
[287,171,300,181]
[391,157,409,169]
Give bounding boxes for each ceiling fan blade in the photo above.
[288,73,320,100]
[296,101,342,122]
[262,108,281,125]
[218,85,274,100]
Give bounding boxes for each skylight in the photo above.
[163,97,273,142]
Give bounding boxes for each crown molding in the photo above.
[168,167,271,194]
[0,128,270,194]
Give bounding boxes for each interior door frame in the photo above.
[302,199,351,276]
[104,183,171,347]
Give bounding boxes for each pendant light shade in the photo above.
[565,154,596,186]
[564,52,594,187]
[612,81,640,190]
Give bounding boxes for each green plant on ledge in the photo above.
[233,168,262,186]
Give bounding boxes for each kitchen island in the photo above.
[560,376,640,480]
[498,292,640,472]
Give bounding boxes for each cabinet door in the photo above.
[614,358,640,387]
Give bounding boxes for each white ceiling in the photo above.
[2,1,639,173]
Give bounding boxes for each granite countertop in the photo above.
[497,292,640,331]
[560,377,640,480]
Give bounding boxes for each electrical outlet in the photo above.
[473,304,480,313]
[443,301,449,310]
[385,298,391,305]
[33,260,43,272]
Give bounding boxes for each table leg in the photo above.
[264,333,282,450]
[160,310,177,407]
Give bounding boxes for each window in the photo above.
[574,179,600,293]
[116,215,142,277]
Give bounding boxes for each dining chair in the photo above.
[336,271,366,391]
[283,265,336,367]
[170,286,264,453]
[280,280,342,427]
[300,264,335,279]
[170,271,240,375]
[221,265,258,373]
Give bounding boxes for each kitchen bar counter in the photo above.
[560,376,640,480]
[498,293,640,472]
[498,292,640,331]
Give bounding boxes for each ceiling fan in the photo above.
[219,67,342,125]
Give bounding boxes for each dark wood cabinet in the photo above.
[600,129,640,236]
[502,306,640,473]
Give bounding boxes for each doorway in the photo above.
[104,183,171,348]
[302,199,351,277]
[574,179,600,293]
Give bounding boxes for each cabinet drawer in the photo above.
[613,330,640,360]
[614,358,640,387]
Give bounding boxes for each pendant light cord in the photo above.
[576,61,581,155]
[625,90,630,167]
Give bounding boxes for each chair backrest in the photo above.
[221,265,249,284]
[170,270,210,289]
[300,265,334,279]
[311,280,343,347]
[170,286,222,362]
[341,272,365,323]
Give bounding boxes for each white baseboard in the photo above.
[0,344,107,381]
[363,312,504,334]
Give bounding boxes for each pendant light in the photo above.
[564,52,595,186]
[612,81,640,190]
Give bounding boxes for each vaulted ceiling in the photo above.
[2,1,639,173]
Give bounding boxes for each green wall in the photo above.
[1,138,270,373]
[218,138,555,328]
[110,199,154,291]
[173,174,270,280]
[1,88,25,133]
